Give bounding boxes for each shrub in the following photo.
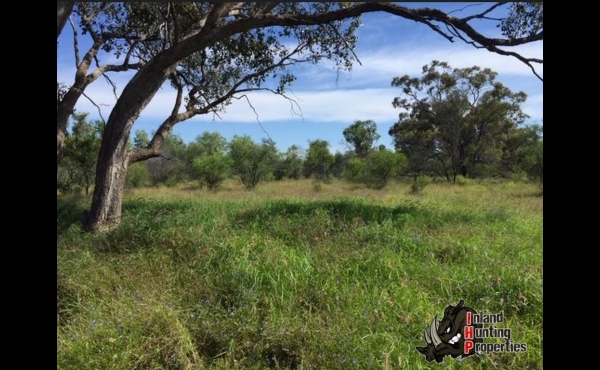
[410,175,431,194]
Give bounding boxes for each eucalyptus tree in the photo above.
[58,2,542,231]
[229,136,278,190]
[342,119,380,158]
[305,140,334,180]
[388,61,529,182]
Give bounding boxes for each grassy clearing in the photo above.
[57,179,542,369]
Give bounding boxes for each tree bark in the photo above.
[57,2,74,39]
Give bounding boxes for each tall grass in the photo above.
[58,179,542,369]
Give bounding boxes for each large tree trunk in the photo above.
[85,62,176,231]
[85,146,131,231]
[57,2,74,39]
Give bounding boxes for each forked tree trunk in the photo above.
[84,67,171,231]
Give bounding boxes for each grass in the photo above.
[57,178,543,369]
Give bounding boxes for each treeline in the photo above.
[58,62,543,194]
[57,114,542,194]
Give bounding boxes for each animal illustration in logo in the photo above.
[416,299,483,363]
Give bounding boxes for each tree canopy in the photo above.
[388,61,529,182]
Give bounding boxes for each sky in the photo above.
[57,2,543,154]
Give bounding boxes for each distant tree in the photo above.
[344,148,404,189]
[58,112,103,195]
[389,61,528,182]
[229,135,278,190]
[188,132,231,189]
[191,153,232,189]
[499,123,543,181]
[132,130,150,149]
[279,145,305,180]
[146,133,187,186]
[330,151,353,178]
[343,119,380,158]
[305,140,334,180]
[125,162,150,189]
[188,132,229,157]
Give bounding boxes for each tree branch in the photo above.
[68,17,80,67]
[82,91,107,123]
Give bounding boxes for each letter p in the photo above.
[464,340,474,354]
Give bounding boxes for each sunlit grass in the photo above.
[58,178,542,369]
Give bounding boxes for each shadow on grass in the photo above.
[232,199,482,232]
[57,195,87,235]
[234,199,417,225]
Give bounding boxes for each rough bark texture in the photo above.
[84,62,175,231]
[57,2,74,39]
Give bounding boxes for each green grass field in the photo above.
[57,179,543,369]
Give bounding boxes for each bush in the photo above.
[126,162,150,188]
[410,175,431,194]
[455,175,470,186]
[192,154,232,190]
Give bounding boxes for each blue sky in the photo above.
[57,3,543,154]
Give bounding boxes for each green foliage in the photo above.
[188,132,228,157]
[344,157,367,184]
[146,133,188,186]
[329,151,352,178]
[499,2,543,39]
[126,162,150,189]
[345,149,404,189]
[132,129,150,149]
[342,119,381,157]
[389,61,529,182]
[410,175,432,194]
[192,153,232,190]
[58,112,103,195]
[304,140,334,180]
[229,135,278,190]
[455,175,470,186]
[274,145,305,180]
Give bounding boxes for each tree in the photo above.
[145,133,188,186]
[305,140,334,180]
[342,119,380,158]
[499,123,543,181]
[132,130,150,149]
[191,153,232,190]
[279,145,305,180]
[61,3,542,231]
[388,61,528,182]
[229,136,278,190]
[344,148,405,189]
[188,132,231,189]
[57,2,75,39]
[58,112,104,196]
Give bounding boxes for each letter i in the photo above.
[466,312,471,325]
